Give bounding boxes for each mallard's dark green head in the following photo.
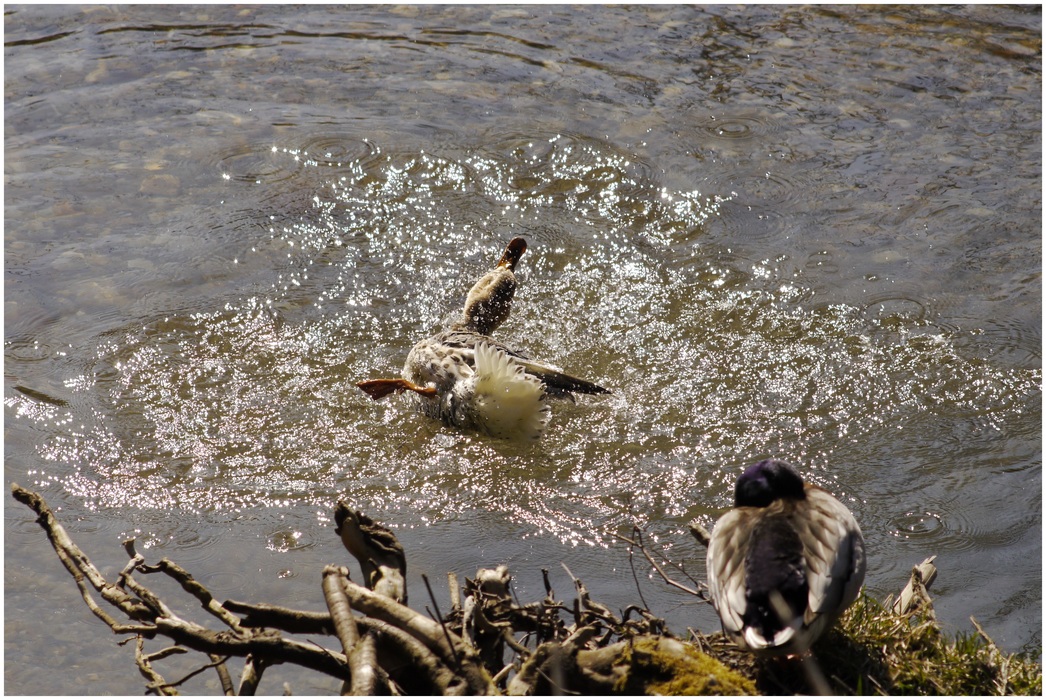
[734,459,806,508]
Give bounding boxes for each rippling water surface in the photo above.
[5,5,1041,694]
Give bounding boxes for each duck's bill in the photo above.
[356,378,438,400]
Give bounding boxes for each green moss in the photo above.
[613,636,757,696]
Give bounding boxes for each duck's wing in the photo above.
[437,330,610,396]
[466,342,549,440]
[795,486,866,625]
[706,507,760,637]
[512,358,610,396]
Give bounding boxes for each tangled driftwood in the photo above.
[15,481,980,696]
[11,483,755,696]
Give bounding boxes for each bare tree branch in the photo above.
[134,636,178,696]
[615,528,706,600]
[11,484,156,629]
[209,654,235,696]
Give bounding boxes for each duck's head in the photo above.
[734,459,806,508]
[460,237,527,335]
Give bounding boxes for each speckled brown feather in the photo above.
[355,236,608,439]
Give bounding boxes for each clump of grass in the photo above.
[824,593,1042,695]
[692,594,1041,695]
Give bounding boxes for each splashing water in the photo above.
[9,135,1038,558]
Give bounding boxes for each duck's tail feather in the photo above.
[469,342,549,440]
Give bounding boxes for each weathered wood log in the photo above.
[223,599,333,635]
[335,575,496,695]
[15,481,980,697]
[463,566,515,674]
[134,636,178,695]
[237,655,265,696]
[334,502,407,604]
[16,481,707,696]
[360,614,466,694]
[508,623,599,695]
[153,616,352,681]
[322,565,380,696]
[11,484,355,690]
[892,555,938,617]
[135,553,248,633]
[223,596,474,694]
[11,483,155,630]
[447,571,462,613]
[347,634,381,696]
[688,518,713,548]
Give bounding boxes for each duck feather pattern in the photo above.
[706,459,865,655]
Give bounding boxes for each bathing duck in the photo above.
[356,237,608,440]
[706,459,866,655]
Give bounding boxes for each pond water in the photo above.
[5,4,1041,694]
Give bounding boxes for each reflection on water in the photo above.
[11,139,1037,549]
[5,4,1041,694]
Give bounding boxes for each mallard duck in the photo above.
[706,459,866,655]
[356,237,608,440]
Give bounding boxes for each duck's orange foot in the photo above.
[356,378,438,400]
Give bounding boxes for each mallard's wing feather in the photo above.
[432,330,609,396]
[706,507,760,636]
[795,486,866,625]
[512,358,609,395]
